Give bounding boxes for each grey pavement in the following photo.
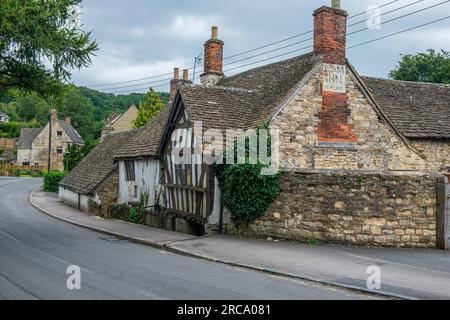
[0,177,374,300]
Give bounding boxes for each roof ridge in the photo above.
[182,83,254,93]
[220,51,315,82]
[361,75,450,87]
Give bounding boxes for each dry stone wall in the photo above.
[235,170,443,248]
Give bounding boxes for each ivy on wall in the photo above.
[214,124,282,222]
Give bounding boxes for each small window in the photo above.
[56,147,63,154]
[57,131,63,136]
[22,162,30,166]
[125,161,135,181]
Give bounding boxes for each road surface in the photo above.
[0,177,375,300]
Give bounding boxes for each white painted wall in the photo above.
[118,159,162,208]
[58,186,90,213]
[17,149,32,165]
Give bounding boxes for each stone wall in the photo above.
[411,140,450,172]
[272,64,426,172]
[235,170,444,248]
[89,168,120,216]
[0,138,16,150]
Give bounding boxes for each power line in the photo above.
[87,0,404,89]
[106,0,443,91]
[347,15,450,49]
[347,0,425,28]
[348,0,450,36]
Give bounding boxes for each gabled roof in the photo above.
[217,52,318,128]
[17,128,41,149]
[178,85,256,130]
[17,121,84,149]
[60,131,134,195]
[114,104,172,160]
[163,52,318,135]
[361,76,450,139]
[58,120,85,145]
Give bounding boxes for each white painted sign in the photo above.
[323,63,346,93]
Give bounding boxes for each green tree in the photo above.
[14,92,50,125]
[389,49,450,84]
[64,140,97,171]
[0,0,98,96]
[133,88,165,128]
[59,87,97,140]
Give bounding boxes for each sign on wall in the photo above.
[323,63,346,93]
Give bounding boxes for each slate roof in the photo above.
[114,104,172,160]
[60,131,134,195]
[17,121,84,149]
[178,85,256,130]
[17,128,42,149]
[361,76,450,139]
[58,120,85,145]
[217,52,318,128]
[176,52,318,132]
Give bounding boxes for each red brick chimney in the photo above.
[50,109,57,122]
[201,26,224,87]
[314,1,358,145]
[313,0,348,65]
[65,116,71,125]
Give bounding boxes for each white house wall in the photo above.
[118,159,162,208]
[58,186,90,213]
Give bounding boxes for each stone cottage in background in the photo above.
[100,104,138,141]
[17,110,84,171]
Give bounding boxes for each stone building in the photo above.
[61,1,450,248]
[100,105,138,141]
[17,110,84,170]
[152,2,449,246]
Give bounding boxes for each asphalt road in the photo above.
[0,177,376,300]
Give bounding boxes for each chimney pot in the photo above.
[332,0,341,9]
[211,26,219,40]
[50,109,57,122]
[173,67,180,80]
[65,116,71,125]
[183,69,189,81]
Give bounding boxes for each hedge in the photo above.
[43,171,67,192]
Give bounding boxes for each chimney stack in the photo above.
[65,116,71,125]
[50,109,57,122]
[313,1,348,65]
[169,68,180,102]
[169,68,193,102]
[200,26,224,87]
[314,1,358,145]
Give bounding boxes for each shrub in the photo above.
[43,171,67,192]
[128,207,142,224]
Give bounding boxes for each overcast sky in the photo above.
[70,0,450,94]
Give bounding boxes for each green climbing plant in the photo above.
[214,124,282,223]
